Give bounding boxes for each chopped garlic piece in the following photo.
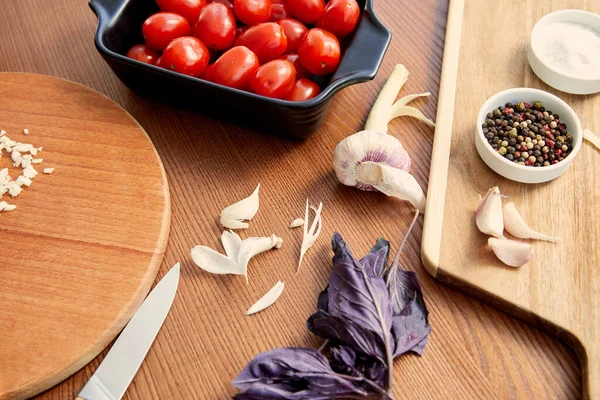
[246,281,285,315]
[32,158,43,164]
[43,168,54,174]
[13,143,33,153]
[11,150,22,167]
[15,175,32,187]
[21,155,32,168]
[0,130,5,136]
[23,128,29,135]
[0,186,7,196]
[7,182,22,197]
[23,165,38,179]
[30,148,37,156]
[297,201,324,274]
[220,184,260,230]
[0,201,17,212]
[289,218,305,228]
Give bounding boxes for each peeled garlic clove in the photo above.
[583,129,600,150]
[246,281,285,315]
[289,218,304,228]
[371,164,426,212]
[221,230,243,260]
[333,130,411,191]
[238,234,283,283]
[191,245,244,275]
[488,237,533,267]
[220,184,260,230]
[476,187,504,238]
[503,202,562,242]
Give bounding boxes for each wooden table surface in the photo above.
[0,0,581,399]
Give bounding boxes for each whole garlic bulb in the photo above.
[333,130,411,191]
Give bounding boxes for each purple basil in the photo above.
[233,233,431,400]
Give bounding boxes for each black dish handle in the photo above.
[330,0,392,85]
[89,0,124,30]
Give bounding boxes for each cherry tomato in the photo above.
[193,3,236,50]
[285,78,321,101]
[236,25,250,39]
[249,59,296,98]
[209,0,234,9]
[298,28,340,75]
[235,22,287,63]
[279,53,310,79]
[287,0,324,24]
[234,0,272,26]
[126,44,160,64]
[156,0,206,24]
[143,12,191,51]
[316,0,359,38]
[271,0,286,3]
[157,36,210,77]
[269,3,291,21]
[277,18,307,53]
[211,46,260,89]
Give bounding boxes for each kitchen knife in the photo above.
[76,262,180,400]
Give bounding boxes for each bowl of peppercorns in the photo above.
[476,88,582,183]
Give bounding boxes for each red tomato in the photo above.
[126,44,160,64]
[279,53,310,79]
[193,3,236,50]
[234,0,272,26]
[209,0,234,8]
[269,3,291,21]
[287,0,324,24]
[235,22,287,63]
[143,12,191,51]
[157,36,210,77]
[211,46,260,89]
[277,18,307,53]
[316,0,359,38]
[298,28,340,75]
[156,0,206,24]
[249,59,296,98]
[285,78,321,101]
[271,0,286,3]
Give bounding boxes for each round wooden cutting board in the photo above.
[0,74,171,400]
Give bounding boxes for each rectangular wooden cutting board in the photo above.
[422,0,600,398]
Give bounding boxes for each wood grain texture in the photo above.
[423,0,600,398]
[0,74,171,399]
[0,0,583,399]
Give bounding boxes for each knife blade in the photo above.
[76,262,180,400]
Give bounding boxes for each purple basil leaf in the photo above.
[233,347,362,398]
[327,233,393,348]
[367,237,390,276]
[330,345,387,389]
[385,264,431,356]
[307,310,386,362]
[316,285,329,313]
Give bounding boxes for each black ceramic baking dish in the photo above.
[89,0,391,138]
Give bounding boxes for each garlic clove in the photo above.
[238,234,283,283]
[333,130,411,190]
[387,105,435,128]
[221,230,243,260]
[246,281,285,315]
[488,237,533,267]
[220,184,260,230]
[583,129,600,150]
[371,164,426,212]
[191,245,244,275]
[503,202,562,242]
[289,218,304,228]
[476,187,504,238]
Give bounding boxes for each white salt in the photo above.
[533,21,600,79]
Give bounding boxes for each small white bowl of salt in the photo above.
[528,9,600,95]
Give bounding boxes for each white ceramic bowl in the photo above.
[475,88,582,184]
[528,9,600,95]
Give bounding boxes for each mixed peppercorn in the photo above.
[482,101,573,167]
